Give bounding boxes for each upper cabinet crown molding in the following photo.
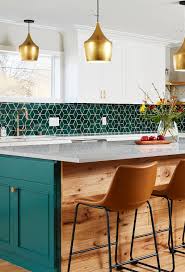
[75,25,172,46]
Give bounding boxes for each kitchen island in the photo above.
[0,139,185,271]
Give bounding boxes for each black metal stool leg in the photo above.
[167,200,173,253]
[182,222,185,245]
[115,212,120,265]
[67,203,80,272]
[135,201,162,271]
[105,209,113,272]
[130,209,138,262]
[167,199,175,272]
[148,201,161,272]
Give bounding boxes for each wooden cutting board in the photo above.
[135,140,172,145]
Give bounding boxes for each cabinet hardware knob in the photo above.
[10,187,17,193]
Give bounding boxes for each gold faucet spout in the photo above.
[16,107,29,136]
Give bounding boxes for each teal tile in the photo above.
[0,102,176,136]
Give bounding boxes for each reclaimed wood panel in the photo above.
[62,156,185,271]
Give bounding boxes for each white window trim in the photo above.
[0,45,64,103]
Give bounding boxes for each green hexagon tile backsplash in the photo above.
[0,102,184,136]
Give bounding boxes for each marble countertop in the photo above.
[0,133,157,147]
[0,139,185,163]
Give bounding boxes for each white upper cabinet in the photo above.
[78,40,123,103]
[124,42,166,104]
[64,27,167,104]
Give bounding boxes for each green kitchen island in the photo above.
[0,155,61,272]
[0,140,185,271]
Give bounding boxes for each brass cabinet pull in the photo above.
[100,90,106,99]
[10,187,17,193]
[100,90,103,99]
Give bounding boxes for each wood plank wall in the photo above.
[62,156,185,271]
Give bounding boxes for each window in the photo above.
[0,50,61,101]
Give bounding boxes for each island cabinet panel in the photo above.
[0,182,11,249]
[0,156,54,184]
[13,182,51,266]
[0,156,61,272]
[16,189,49,255]
[62,157,185,272]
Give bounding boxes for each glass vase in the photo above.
[157,120,179,142]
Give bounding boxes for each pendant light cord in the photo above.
[28,22,30,34]
[97,0,99,22]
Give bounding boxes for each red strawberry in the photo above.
[157,135,165,141]
[141,136,149,141]
[149,136,157,141]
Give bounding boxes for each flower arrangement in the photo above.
[139,84,185,140]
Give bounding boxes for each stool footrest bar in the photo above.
[136,261,171,272]
[174,243,185,250]
[115,267,139,272]
[174,249,185,254]
[134,227,169,239]
[72,241,116,256]
[112,252,157,268]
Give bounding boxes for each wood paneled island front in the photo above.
[0,140,185,271]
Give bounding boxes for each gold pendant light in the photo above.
[84,0,112,62]
[174,1,185,71]
[19,19,39,61]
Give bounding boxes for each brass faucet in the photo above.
[16,107,29,136]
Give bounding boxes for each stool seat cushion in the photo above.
[152,184,169,197]
[76,194,106,206]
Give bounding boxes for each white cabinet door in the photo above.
[78,53,102,103]
[78,41,123,104]
[125,43,165,104]
[98,42,123,104]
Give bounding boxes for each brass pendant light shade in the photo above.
[174,1,185,71]
[84,22,112,62]
[19,19,39,61]
[174,38,185,71]
[84,0,112,62]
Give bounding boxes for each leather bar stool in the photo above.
[130,160,185,272]
[152,160,185,272]
[67,162,161,272]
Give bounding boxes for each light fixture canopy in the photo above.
[174,1,185,71]
[84,0,112,62]
[19,19,39,61]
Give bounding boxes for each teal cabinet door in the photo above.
[13,182,56,271]
[0,182,11,249]
[17,189,49,256]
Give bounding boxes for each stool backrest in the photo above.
[167,160,185,200]
[101,162,157,212]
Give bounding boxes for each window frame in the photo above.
[0,45,63,103]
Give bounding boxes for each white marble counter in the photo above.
[0,139,185,163]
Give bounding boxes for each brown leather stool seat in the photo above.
[152,184,169,197]
[76,194,106,206]
[67,162,161,272]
